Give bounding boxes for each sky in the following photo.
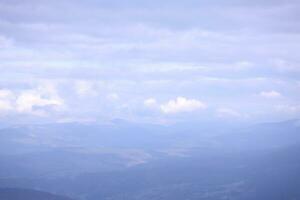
[0,0,299,124]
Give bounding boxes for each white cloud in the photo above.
[233,61,253,70]
[0,35,13,48]
[271,59,300,72]
[75,81,98,97]
[275,105,300,114]
[16,85,64,115]
[107,93,119,101]
[0,89,14,99]
[16,92,62,114]
[0,86,64,116]
[259,90,281,98]
[0,89,15,113]
[57,117,97,124]
[160,97,207,114]
[217,108,241,118]
[144,98,157,107]
[0,100,13,112]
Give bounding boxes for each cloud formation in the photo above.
[0,89,14,113]
[160,97,207,114]
[260,90,282,98]
[144,98,157,108]
[0,0,299,123]
[75,81,98,97]
[217,108,242,118]
[0,85,64,117]
[16,91,63,115]
[276,104,300,114]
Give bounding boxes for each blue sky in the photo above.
[0,0,299,124]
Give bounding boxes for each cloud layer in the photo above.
[160,97,207,114]
[0,0,299,123]
[0,85,64,117]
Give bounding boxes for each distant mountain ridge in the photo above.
[0,119,300,200]
[0,188,74,200]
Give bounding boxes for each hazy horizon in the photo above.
[0,1,300,200]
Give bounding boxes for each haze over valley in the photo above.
[0,0,300,199]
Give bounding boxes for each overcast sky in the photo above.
[0,0,299,124]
